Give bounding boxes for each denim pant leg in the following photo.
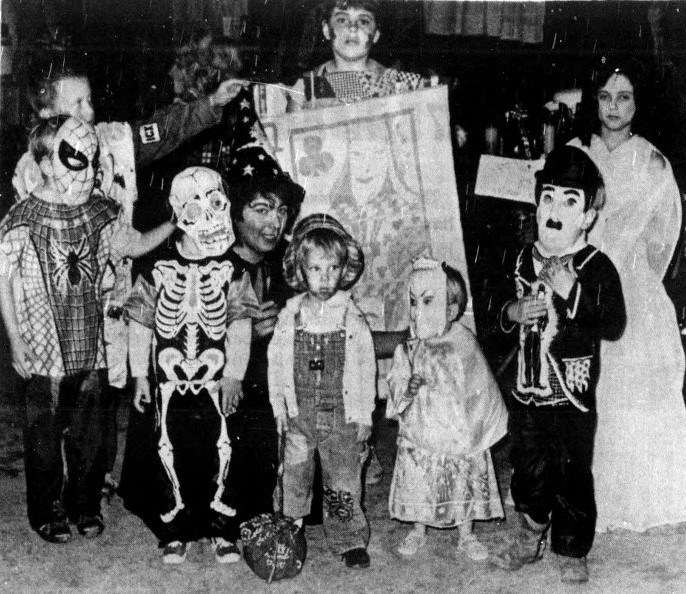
[319,410,369,555]
[281,413,317,520]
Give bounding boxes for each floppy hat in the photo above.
[282,213,365,292]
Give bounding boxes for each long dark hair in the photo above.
[577,57,648,147]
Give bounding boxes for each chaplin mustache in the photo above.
[546,219,563,230]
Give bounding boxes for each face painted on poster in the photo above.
[169,167,234,257]
[349,121,389,203]
[51,117,99,206]
[409,264,448,340]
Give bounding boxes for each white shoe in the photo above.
[457,533,488,562]
[163,541,189,564]
[397,529,427,556]
[211,537,241,564]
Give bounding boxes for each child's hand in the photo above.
[253,300,280,338]
[539,257,576,300]
[507,297,548,325]
[9,336,35,379]
[210,79,249,107]
[133,376,151,413]
[220,376,244,416]
[275,411,289,435]
[407,374,426,398]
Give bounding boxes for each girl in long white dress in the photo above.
[570,60,686,531]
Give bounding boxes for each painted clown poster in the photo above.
[260,85,474,332]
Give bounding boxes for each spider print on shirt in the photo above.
[50,235,95,295]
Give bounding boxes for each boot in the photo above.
[492,512,549,571]
[560,555,589,583]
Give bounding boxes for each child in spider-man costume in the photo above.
[0,116,135,543]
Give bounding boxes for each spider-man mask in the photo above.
[52,117,99,205]
[169,166,234,257]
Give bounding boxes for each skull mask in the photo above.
[409,257,448,340]
[169,167,234,257]
[52,117,99,205]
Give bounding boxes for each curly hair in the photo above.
[229,173,305,235]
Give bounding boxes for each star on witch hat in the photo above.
[225,87,305,212]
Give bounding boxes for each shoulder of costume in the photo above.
[577,243,619,274]
[283,292,306,314]
[311,61,333,76]
[0,197,34,230]
[90,195,121,219]
[224,247,251,276]
[572,244,601,271]
[449,320,476,341]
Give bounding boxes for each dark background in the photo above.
[2,0,686,393]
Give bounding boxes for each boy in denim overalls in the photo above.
[268,213,376,569]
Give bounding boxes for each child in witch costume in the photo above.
[387,258,507,560]
[124,166,258,564]
[495,146,626,583]
[220,88,305,545]
[268,214,376,569]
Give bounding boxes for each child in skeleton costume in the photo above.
[387,258,507,560]
[268,214,376,570]
[124,166,257,565]
[0,116,132,543]
[496,147,625,584]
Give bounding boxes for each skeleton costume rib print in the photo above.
[124,167,257,543]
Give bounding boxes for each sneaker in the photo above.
[162,541,189,564]
[37,520,72,544]
[211,537,241,564]
[397,529,427,556]
[76,514,105,538]
[560,556,589,583]
[457,532,488,562]
[342,547,371,569]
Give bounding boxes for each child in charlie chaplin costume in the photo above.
[496,146,625,583]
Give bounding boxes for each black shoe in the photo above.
[77,514,105,538]
[37,520,72,544]
[491,513,549,571]
[343,547,370,569]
